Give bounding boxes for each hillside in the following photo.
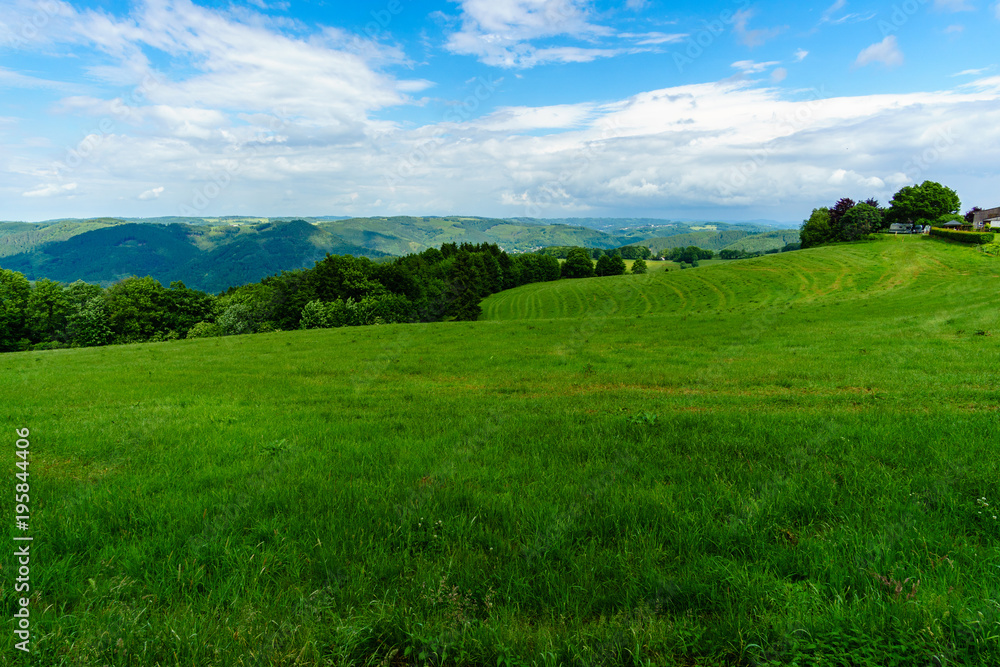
[724,229,800,253]
[0,217,793,290]
[314,215,669,254]
[641,228,799,254]
[0,219,383,292]
[0,218,121,257]
[5,235,1000,665]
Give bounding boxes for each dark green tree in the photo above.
[631,258,648,274]
[800,208,833,248]
[827,198,856,233]
[561,247,596,279]
[608,255,626,275]
[27,278,69,344]
[886,181,961,225]
[0,269,30,351]
[104,276,169,343]
[163,281,215,337]
[838,203,881,241]
[618,245,652,260]
[67,296,112,347]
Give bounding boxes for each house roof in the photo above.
[973,207,1000,223]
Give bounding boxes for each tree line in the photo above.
[0,242,567,352]
[800,181,966,249]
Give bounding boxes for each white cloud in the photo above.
[794,49,809,61]
[822,0,847,21]
[625,0,649,9]
[951,67,990,76]
[0,67,81,92]
[819,0,876,25]
[934,0,974,10]
[23,183,78,198]
[443,0,622,67]
[8,77,1000,221]
[855,36,903,68]
[470,103,595,132]
[619,31,687,45]
[994,1,1000,18]
[732,60,781,74]
[944,24,964,33]
[732,8,785,48]
[6,0,1000,222]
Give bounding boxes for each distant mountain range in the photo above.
[0,216,798,293]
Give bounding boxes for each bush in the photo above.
[929,228,994,245]
[186,321,222,339]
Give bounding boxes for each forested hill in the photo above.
[0,220,383,293]
[0,216,794,292]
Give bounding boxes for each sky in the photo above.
[0,0,998,224]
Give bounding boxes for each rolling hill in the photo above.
[5,235,1000,665]
[0,216,796,291]
[641,229,800,254]
[0,219,384,292]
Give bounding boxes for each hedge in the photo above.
[929,228,994,244]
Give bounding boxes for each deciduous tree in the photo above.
[886,181,960,225]
[561,247,596,279]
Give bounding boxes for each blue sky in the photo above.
[1,0,998,223]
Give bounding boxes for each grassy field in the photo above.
[4,235,1000,665]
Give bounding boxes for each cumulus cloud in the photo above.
[794,49,809,61]
[9,76,1000,220]
[5,0,1000,222]
[855,36,903,68]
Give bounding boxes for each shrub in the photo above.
[300,301,331,329]
[186,321,222,339]
[929,228,994,245]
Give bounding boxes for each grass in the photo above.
[3,235,1000,665]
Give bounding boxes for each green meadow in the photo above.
[4,235,1000,665]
